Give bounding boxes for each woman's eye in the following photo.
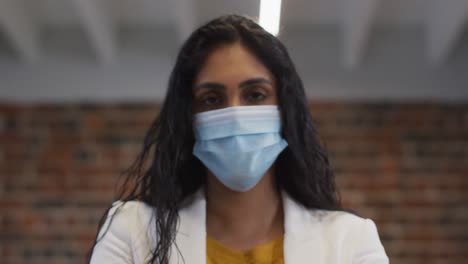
[246,91,267,103]
[200,94,221,106]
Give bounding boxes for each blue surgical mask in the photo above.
[193,105,288,192]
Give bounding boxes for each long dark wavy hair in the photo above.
[87,14,340,264]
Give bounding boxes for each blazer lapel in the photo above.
[169,189,206,264]
[282,191,323,264]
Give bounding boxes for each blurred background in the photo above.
[1,0,467,263]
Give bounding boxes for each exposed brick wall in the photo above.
[311,102,468,264]
[1,102,467,264]
[0,104,159,264]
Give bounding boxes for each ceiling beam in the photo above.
[0,0,40,63]
[427,0,468,65]
[171,0,196,44]
[342,0,380,69]
[71,0,117,64]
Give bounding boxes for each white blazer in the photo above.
[90,189,389,263]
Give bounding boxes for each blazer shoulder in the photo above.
[97,200,154,239]
[309,209,389,263]
[111,200,154,220]
[90,200,156,264]
[309,209,381,241]
[313,209,368,227]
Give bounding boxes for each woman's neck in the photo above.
[205,168,284,251]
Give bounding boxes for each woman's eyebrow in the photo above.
[239,77,272,88]
[194,82,226,91]
[194,77,272,91]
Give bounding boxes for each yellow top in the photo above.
[207,236,284,264]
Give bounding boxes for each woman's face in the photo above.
[193,42,278,113]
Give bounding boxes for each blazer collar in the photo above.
[170,188,321,264]
[169,189,206,264]
[281,190,323,263]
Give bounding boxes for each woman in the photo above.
[88,15,389,264]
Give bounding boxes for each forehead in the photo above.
[194,42,274,86]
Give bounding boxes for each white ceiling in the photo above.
[28,0,429,27]
[0,0,467,102]
[1,0,467,64]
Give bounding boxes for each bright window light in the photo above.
[259,0,282,36]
